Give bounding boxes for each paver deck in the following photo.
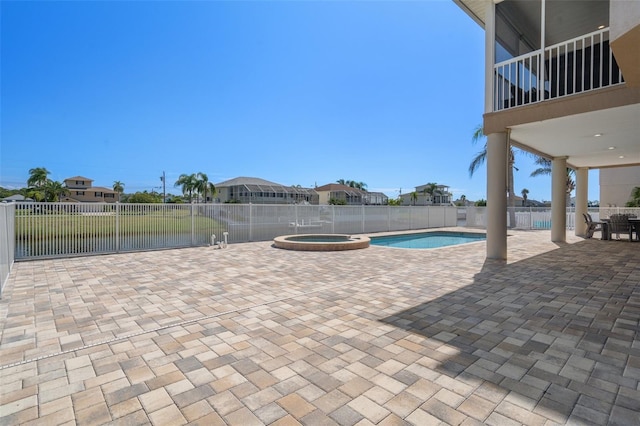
[1,228,638,425]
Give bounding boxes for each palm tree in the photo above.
[336,179,347,185]
[195,172,216,203]
[422,182,438,205]
[113,181,125,195]
[521,188,529,206]
[469,125,517,227]
[530,157,575,206]
[195,172,212,203]
[410,191,418,206]
[175,173,198,203]
[43,180,68,202]
[27,167,50,189]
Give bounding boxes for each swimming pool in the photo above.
[370,231,486,249]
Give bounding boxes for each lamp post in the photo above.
[160,171,166,203]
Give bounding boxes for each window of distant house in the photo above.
[105,193,114,198]
[95,192,102,197]
[76,191,85,196]
[75,181,84,185]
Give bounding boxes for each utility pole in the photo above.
[160,171,166,203]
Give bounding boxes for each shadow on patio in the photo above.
[380,239,640,425]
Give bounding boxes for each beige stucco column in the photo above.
[551,157,568,242]
[487,132,508,259]
[575,168,589,237]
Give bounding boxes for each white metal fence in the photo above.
[11,202,457,260]
[465,206,640,230]
[1,202,16,294]
[494,28,624,111]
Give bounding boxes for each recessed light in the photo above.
[608,146,615,150]
[619,155,625,159]
[594,133,602,137]
[598,25,605,30]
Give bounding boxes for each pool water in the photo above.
[370,232,486,249]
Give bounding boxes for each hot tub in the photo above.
[273,234,370,251]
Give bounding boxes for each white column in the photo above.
[551,157,567,242]
[487,132,508,260]
[484,1,496,113]
[575,168,588,237]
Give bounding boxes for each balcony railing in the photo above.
[494,28,625,111]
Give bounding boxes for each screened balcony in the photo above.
[492,0,625,112]
[494,28,625,111]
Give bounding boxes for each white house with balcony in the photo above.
[454,0,640,259]
[399,184,453,206]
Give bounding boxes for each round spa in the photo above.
[273,234,370,251]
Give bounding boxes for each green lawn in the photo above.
[15,210,227,239]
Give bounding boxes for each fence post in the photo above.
[295,204,299,234]
[332,205,335,234]
[388,206,391,232]
[115,202,120,253]
[362,205,365,234]
[191,203,195,246]
[249,204,253,241]
[529,207,533,229]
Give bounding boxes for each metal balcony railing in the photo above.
[494,28,625,111]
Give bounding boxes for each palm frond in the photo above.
[468,150,487,177]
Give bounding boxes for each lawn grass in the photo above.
[15,210,227,239]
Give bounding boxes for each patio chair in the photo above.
[607,214,633,241]
[583,213,603,239]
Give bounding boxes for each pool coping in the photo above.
[273,234,371,251]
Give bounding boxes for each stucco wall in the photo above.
[599,165,640,206]
[610,0,640,41]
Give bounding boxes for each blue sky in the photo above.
[1,0,600,202]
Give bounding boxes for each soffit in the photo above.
[509,103,640,169]
[453,0,486,27]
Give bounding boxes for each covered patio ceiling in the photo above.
[509,102,640,169]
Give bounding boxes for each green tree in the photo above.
[336,179,367,190]
[26,188,45,202]
[475,199,487,206]
[328,198,347,205]
[113,181,125,195]
[422,183,438,204]
[354,181,367,191]
[128,191,161,203]
[195,172,216,203]
[530,157,575,206]
[625,186,640,207]
[521,188,529,206]
[175,173,198,203]
[42,180,68,202]
[410,191,418,206]
[27,167,50,188]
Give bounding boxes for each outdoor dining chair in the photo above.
[583,213,603,239]
[607,214,633,241]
